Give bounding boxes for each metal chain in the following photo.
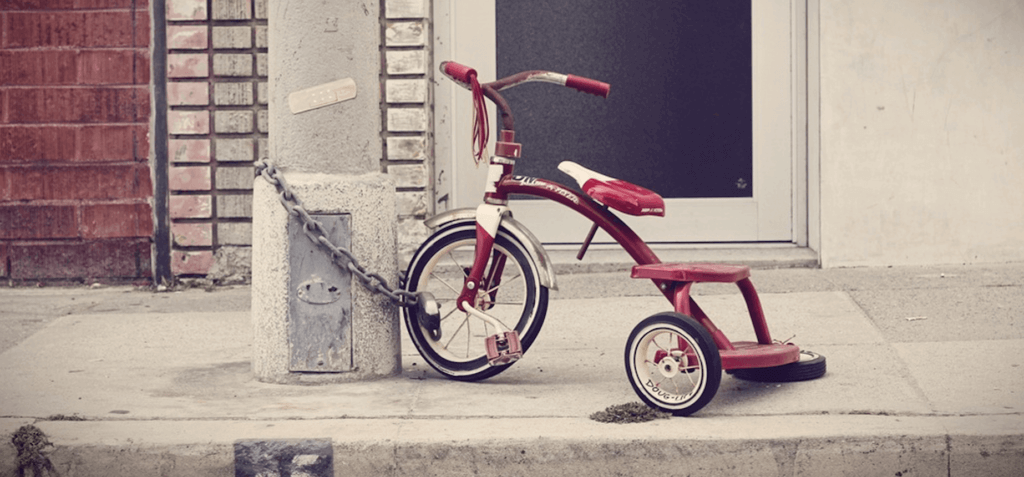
[254,159,419,307]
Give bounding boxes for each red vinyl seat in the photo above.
[558,161,665,217]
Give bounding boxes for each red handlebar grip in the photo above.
[565,74,610,98]
[442,61,477,85]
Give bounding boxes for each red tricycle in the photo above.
[402,61,826,416]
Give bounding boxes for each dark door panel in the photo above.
[497,1,753,198]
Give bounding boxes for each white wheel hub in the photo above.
[657,355,682,378]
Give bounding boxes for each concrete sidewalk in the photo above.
[1,263,1023,476]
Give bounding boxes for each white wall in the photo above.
[818,0,1024,267]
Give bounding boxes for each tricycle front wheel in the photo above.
[625,312,722,416]
[402,221,548,381]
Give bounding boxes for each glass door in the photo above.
[434,1,801,244]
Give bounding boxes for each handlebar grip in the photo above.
[565,74,610,98]
[441,61,477,85]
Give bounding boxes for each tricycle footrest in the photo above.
[631,263,750,283]
[720,342,800,370]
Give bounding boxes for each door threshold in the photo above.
[544,243,819,274]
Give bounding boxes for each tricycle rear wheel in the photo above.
[729,350,826,382]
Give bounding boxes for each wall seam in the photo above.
[152,0,173,284]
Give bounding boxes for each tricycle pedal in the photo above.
[485,330,523,366]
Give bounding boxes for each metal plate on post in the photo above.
[288,214,352,372]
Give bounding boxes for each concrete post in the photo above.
[252,0,400,383]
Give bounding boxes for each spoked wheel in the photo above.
[402,221,548,381]
[730,350,827,383]
[625,312,722,416]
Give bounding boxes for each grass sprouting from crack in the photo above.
[590,402,671,423]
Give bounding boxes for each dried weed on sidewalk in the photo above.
[590,402,671,423]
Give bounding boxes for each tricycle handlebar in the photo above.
[565,74,611,98]
[440,61,478,86]
[440,61,610,98]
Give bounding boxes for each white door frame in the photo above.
[433,1,814,246]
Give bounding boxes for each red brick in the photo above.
[0,243,8,278]
[4,12,84,48]
[134,10,149,47]
[134,51,151,84]
[9,238,152,280]
[171,222,212,247]
[72,87,150,123]
[6,89,68,123]
[79,125,148,162]
[0,125,146,163]
[7,87,149,124]
[169,165,210,191]
[77,49,138,85]
[0,167,8,201]
[81,202,153,239]
[8,164,152,201]
[134,123,150,160]
[168,195,211,218]
[84,11,136,47]
[0,50,77,85]
[168,139,210,163]
[4,11,137,48]
[4,1,138,9]
[167,25,207,49]
[167,110,209,135]
[167,53,209,78]
[0,205,78,240]
[171,250,213,275]
[78,125,134,161]
[167,81,208,106]
[0,126,77,162]
[167,0,207,20]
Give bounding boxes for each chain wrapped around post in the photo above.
[255,159,431,309]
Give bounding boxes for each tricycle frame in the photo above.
[480,157,800,371]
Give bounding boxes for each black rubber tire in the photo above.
[730,350,827,383]
[402,220,548,381]
[625,312,722,416]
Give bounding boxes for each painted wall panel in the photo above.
[819,0,1024,266]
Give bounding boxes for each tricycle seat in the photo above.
[631,263,750,283]
[558,161,664,217]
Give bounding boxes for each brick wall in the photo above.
[0,0,435,284]
[0,0,154,283]
[159,0,433,282]
[164,0,267,282]
[383,0,432,261]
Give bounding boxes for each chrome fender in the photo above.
[424,208,558,291]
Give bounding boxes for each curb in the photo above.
[3,416,1021,476]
